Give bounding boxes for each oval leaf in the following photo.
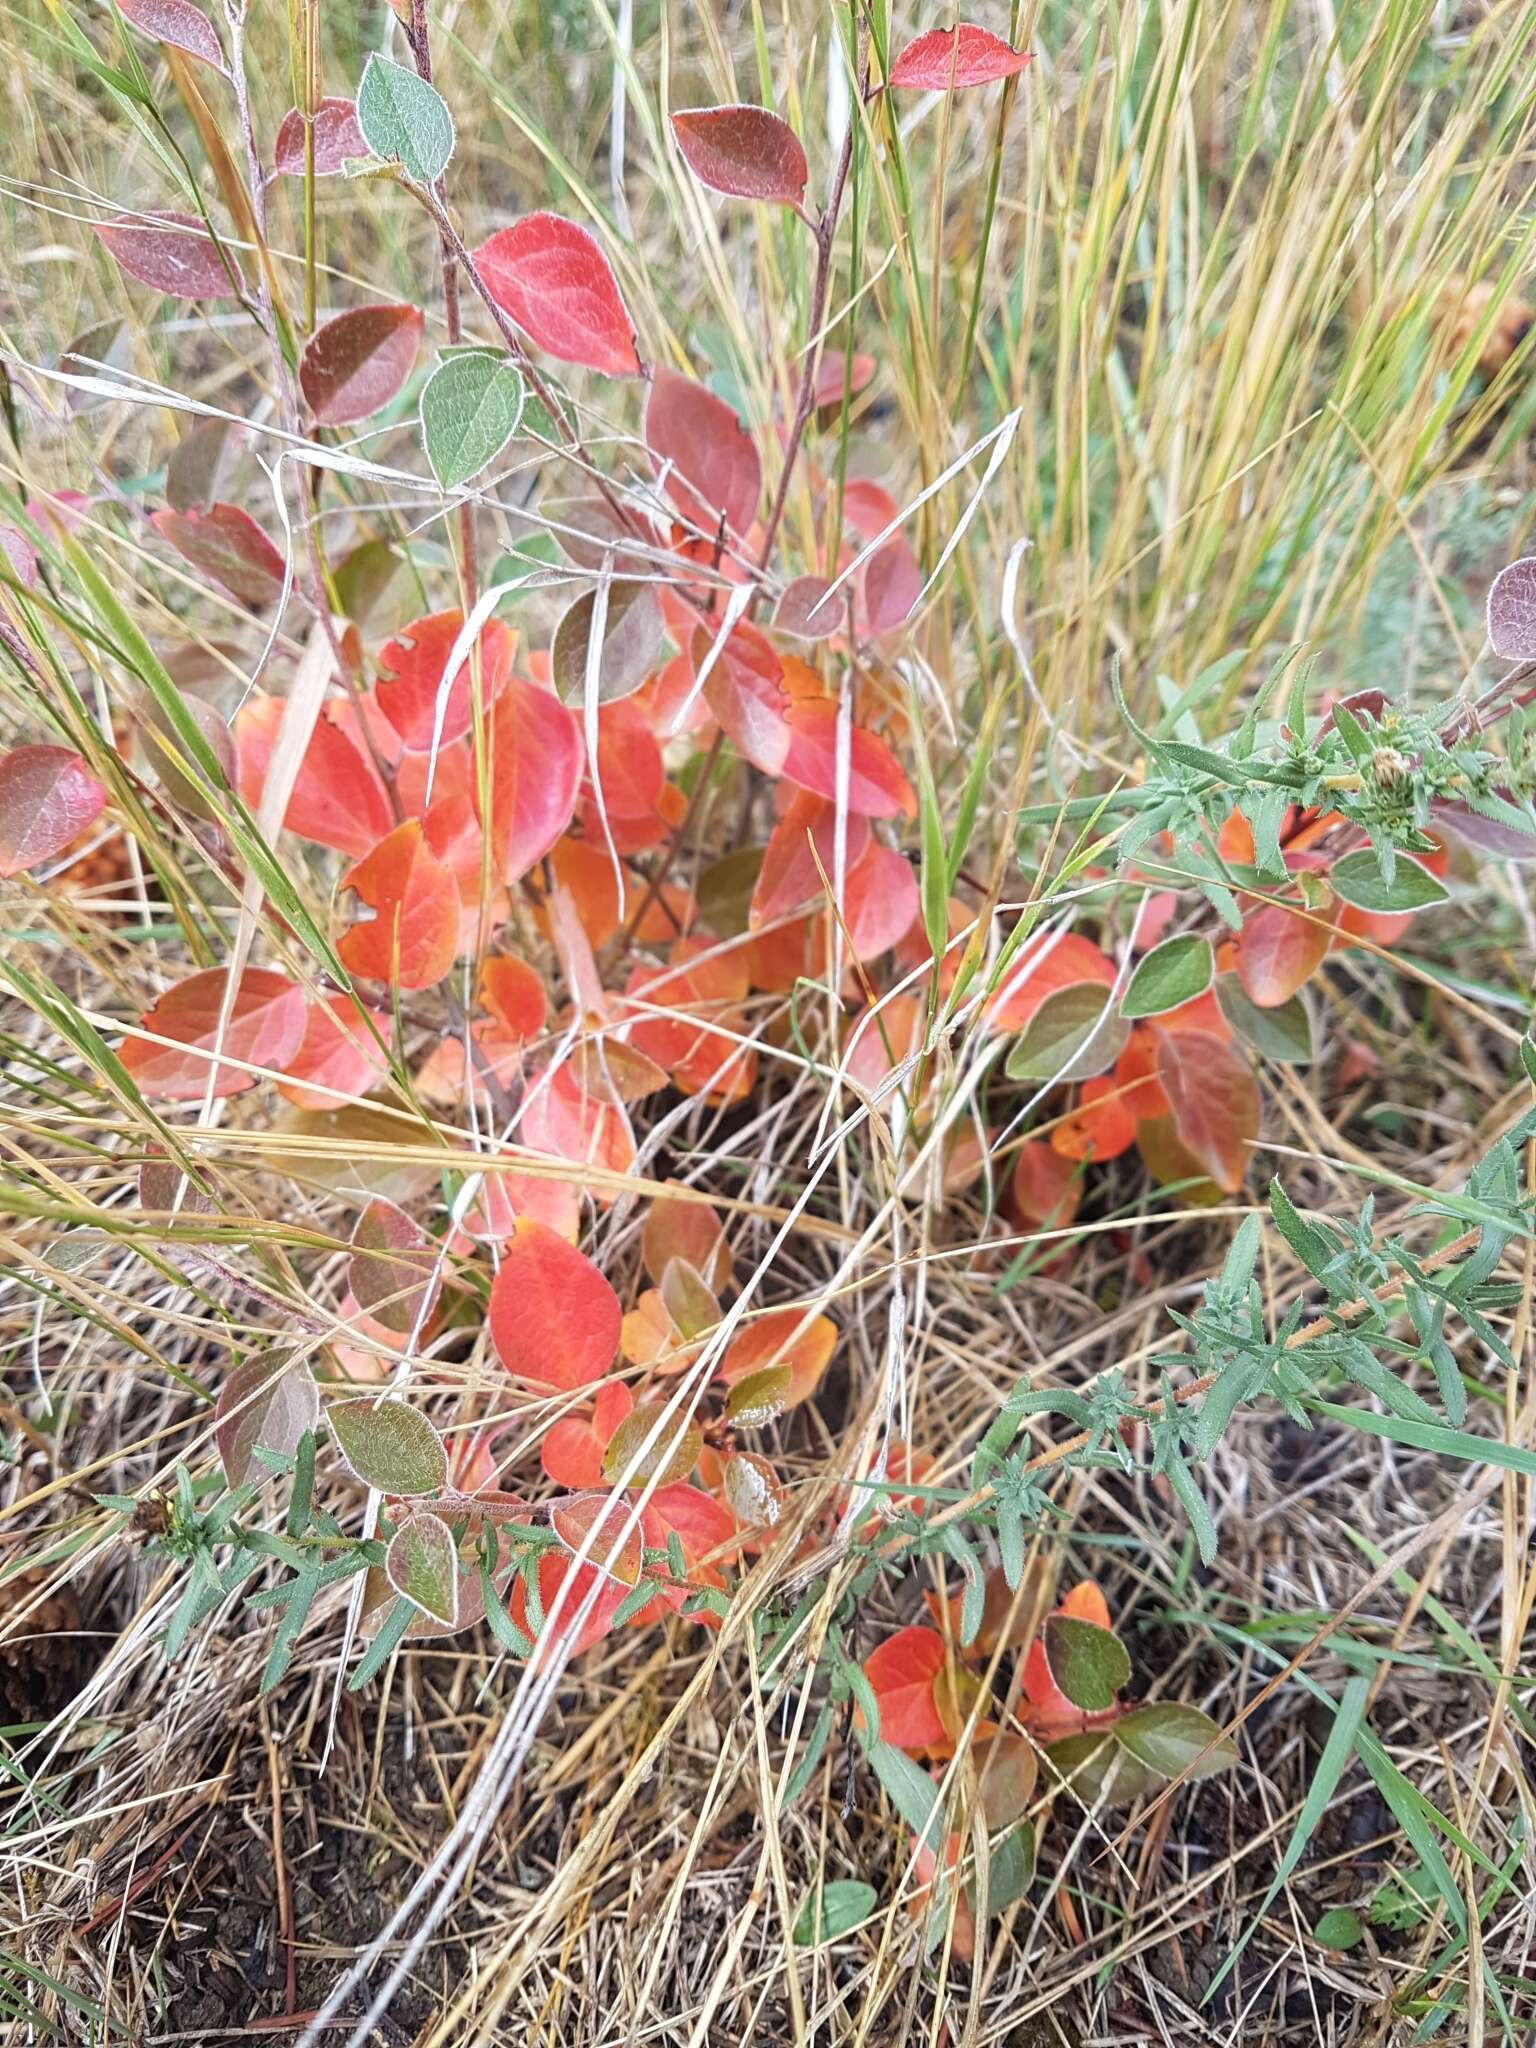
[1042,1614,1131,1712]
[1155,1029,1259,1193]
[330,1398,447,1496]
[1215,975,1314,1064]
[888,24,1031,89]
[551,579,662,706]
[215,1352,319,1488]
[300,304,424,426]
[355,52,454,184]
[488,1218,621,1389]
[475,214,641,377]
[1113,1701,1237,1781]
[671,105,808,207]
[421,351,526,488]
[151,502,286,606]
[96,212,237,298]
[549,1488,642,1584]
[793,1879,876,1947]
[386,1510,459,1625]
[724,1362,791,1427]
[349,1198,440,1335]
[119,966,306,1099]
[601,1405,702,1489]
[1121,934,1214,1019]
[273,98,366,177]
[1487,555,1536,661]
[1329,849,1449,915]
[645,369,761,537]
[119,0,224,68]
[1005,980,1129,1082]
[0,746,107,875]
[338,820,460,989]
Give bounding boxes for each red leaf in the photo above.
[119,966,306,1099]
[1155,1030,1259,1192]
[522,1061,637,1183]
[1012,1140,1081,1229]
[273,98,366,177]
[1050,1077,1137,1163]
[338,820,460,988]
[844,839,919,960]
[989,930,1116,1032]
[96,212,238,298]
[863,1625,949,1751]
[475,214,641,377]
[508,1549,629,1659]
[541,1379,633,1489]
[780,701,917,818]
[477,953,546,1039]
[862,537,921,632]
[670,104,808,208]
[888,24,1031,89]
[276,994,391,1111]
[696,622,792,774]
[774,575,839,640]
[1235,898,1333,1007]
[587,698,665,820]
[752,790,871,925]
[813,352,877,410]
[299,304,424,426]
[152,501,286,606]
[234,696,392,856]
[477,673,583,881]
[118,0,224,67]
[642,1188,732,1293]
[644,369,761,538]
[488,1217,621,1389]
[0,746,106,875]
[375,609,515,751]
[641,1484,739,1602]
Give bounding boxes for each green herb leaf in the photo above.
[1121,934,1214,1018]
[356,53,455,184]
[421,351,526,488]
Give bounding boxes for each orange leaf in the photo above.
[1155,1030,1259,1193]
[477,953,547,1039]
[990,931,1115,1032]
[120,966,305,1099]
[1235,898,1334,1006]
[642,1187,732,1293]
[338,820,459,988]
[376,610,514,752]
[715,1308,835,1409]
[276,993,391,1110]
[488,1218,621,1389]
[235,696,391,856]
[1050,1077,1135,1162]
[540,1379,633,1489]
[780,701,916,819]
[1011,1141,1080,1229]
[862,1625,949,1752]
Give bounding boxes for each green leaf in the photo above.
[601,1406,702,1488]
[792,1877,877,1945]
[1043,1614,1131,1710]
[1114,1702,1237,1781]
[1216,974,1313,1063]
[421,351,526,488]
[1313,1906,1364,1950]
[978,1821,1035,1915]
[1121,935,1214,1019]
[386,1510,459,1626]
[1042,1732,1160,1806]
[356,52,455,184]
[867,1741,942,1849]
[1004,982,1129,1083]
[329,1398,447,1497]
[723,1364,791,1427]
[1329,849,1449,915]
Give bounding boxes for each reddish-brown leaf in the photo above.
[119,966,306,1099]
[338,819,460,988]
[642,1188,732,1294]
[349,1197,440,1336]
[96,212,237,298]
[1011,1140,1081,1229]
[476,673,583,882]
[670,104,808,207]
[118,0,224,68]
[488,1217,622,1389]
[235,696,393,856]
[299,304,424,426]
[152,502,286,606]
[774,575,839,640]
[376,610,515,752]
[862,537,921,633]
[1155,1029,1259,1193]
[888,23,1031,89]
[780,701,917,818]
[0,746,107,875]
[273,98,366,177]
[475,214,641,377]
[695,621,793,774]
[549,1490,644,1586]
[276,994,391,1111]
[989,931,1117,1032]
[644,369,761,539]
[862,1625,949,1751]
[0,524,39,589]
